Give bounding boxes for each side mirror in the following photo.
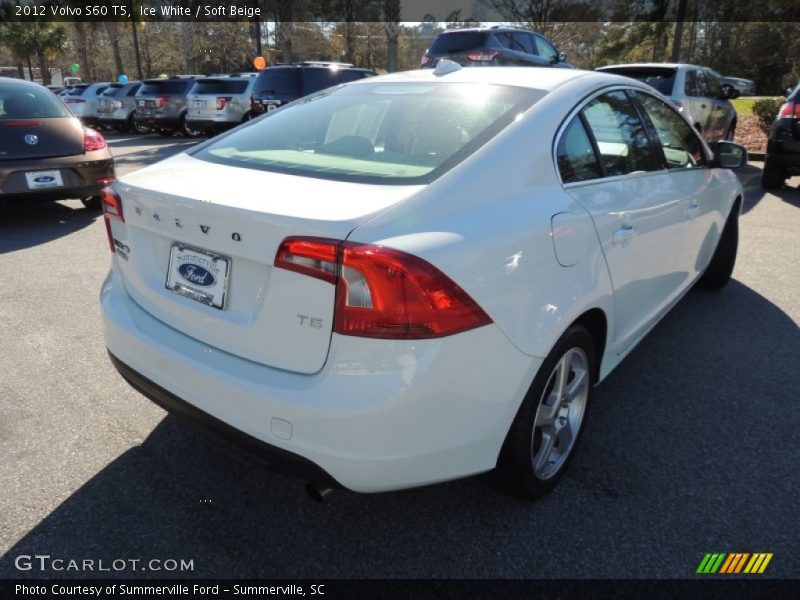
[558,51,567,63]
[721,84,739,99]
[712,141,747,169]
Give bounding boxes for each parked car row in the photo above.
[54,62,376,139]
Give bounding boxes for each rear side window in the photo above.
[685,70,702,96]
[634,92,707,169]
[94,86,109,96]
[602,67,676,96]
[0,83,70,119]
[428,32,487,54]
[557,117,602,183]
[139,81,191,95]
[581,91,659,176]
[254,69,300,96]
[496,32,527,52]
[127,84,141,97]
[192,79,249,94]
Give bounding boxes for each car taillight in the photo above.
[420,54,431,66]
[778,102,800,118]
[84,127,106,152]
[467,50,500,62]
[155,95,169,108]
[275,237,492,339]
[216,96,232,110]
[101,188,124,253]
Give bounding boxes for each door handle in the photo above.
[687,203,702,218]
[612,225,637,244]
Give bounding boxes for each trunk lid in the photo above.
[113,153,422,374]
[0,117,84,160]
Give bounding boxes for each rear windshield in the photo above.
[429,32,488,54]
[102,84,125,97]
[193,82,543,185]
[192,79,249,94]
[0,83,70,119]
[139,80,193,95]
[599,67,677,95]
[253,69,300,96]
[66,85,90,96]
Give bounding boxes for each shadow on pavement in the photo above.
[0,201,100,254]
[0,280,798,578]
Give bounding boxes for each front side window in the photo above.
[193,82,543,184]
[685,70,702,97]
[581,91,659,176]
[533,35,558,61]
[556,117,602,183]
[634,92,707,169]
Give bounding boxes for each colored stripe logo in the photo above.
[697,552,773,574]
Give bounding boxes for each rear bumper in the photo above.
[0,152,114,202]
[134,112,182,130]
[101,266,539,493]
[108,352,342,489]
[184,118,238,132]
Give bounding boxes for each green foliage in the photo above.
[752,98,785,128]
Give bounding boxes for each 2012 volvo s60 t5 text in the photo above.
[101,63,746,499]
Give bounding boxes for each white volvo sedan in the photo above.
[100,63,746,500]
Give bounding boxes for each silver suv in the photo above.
[185,73,259,135]
[97,81,148,133]
[60,82,111,128]
[133,76,203,137]
[596,63,739,142]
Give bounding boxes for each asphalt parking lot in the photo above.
[0,132,798,579]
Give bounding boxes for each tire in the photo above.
[761,157,785,190]
[131,117,150,134]
[180,114,203,138]
[81,196,101,210]
[492,325,596,500]
[696,203,739,289]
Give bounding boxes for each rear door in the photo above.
[558,89,688,354]
[684,69,714,138]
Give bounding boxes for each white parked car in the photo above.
[101,64,746,500]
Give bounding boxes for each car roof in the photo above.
[0,76,43,89]
[346,66,597,92]
[438,26,533,34]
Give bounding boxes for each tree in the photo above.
[381,0,400,72]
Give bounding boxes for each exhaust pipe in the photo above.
[305,483,334,503]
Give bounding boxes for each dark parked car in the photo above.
[249,62,374,116]
[0,77,114,209]
[762,85,800,189]
[421,27,572,69]
[133,76,202,137]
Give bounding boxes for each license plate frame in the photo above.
[25,170,63,190]
[165,243,231,310]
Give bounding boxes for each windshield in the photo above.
[600,67,677,96]
[192,79,250,94]
[193,82,543,185]
[0,83,71,119]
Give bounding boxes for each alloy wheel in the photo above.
[531,347,590,480]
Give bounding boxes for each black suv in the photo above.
[250,62,375,116]
[421,27,573,69]
[762,85,800,188]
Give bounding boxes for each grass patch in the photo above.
[732,97,783,116]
